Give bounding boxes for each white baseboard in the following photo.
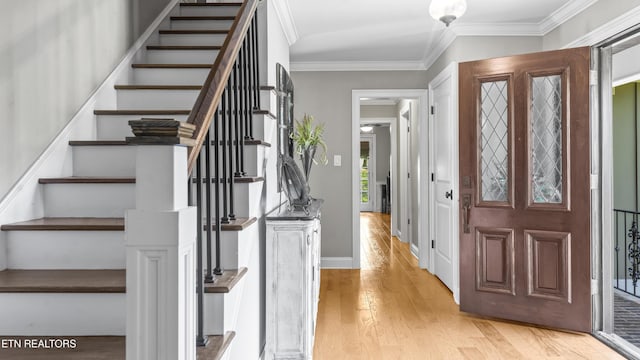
[410,243,418,258]
[0,0,181,271]
[321,257,354,269]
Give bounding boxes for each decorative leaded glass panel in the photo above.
[480,80,509,202]
[530,75,563,204]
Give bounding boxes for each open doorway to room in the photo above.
[608,39,640,352]
[351,90,429,270]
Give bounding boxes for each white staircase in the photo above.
[0,2,276,359]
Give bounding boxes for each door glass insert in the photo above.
[530,75,563,204]
[480,80,509,202]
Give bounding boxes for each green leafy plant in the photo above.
[291,114,328,165]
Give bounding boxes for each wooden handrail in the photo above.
[186,0,259,173]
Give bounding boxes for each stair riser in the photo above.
[97,114,190,140]
[205,222,257,270]
[145,49,219,64]
[204,288,240,335]
[243,145,266,177]
[193,181,262,219]
[132,68,209,85]
[0,294,125,335]
[179,6,240,17]
[252,114,277,145]
[170,20,234,30]
[43,183,135,217]
[7,231,124,270]
[73,146,136,177]
[159,34,226,46]
[116,89,200,110]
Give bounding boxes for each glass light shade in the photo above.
[429,0,467,26]
[360,126,373,133]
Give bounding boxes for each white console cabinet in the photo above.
[265,200,322,360]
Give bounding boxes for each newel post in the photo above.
[125,119,198,360]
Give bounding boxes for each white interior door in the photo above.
[360,134,376,212]
[429,65,458,292]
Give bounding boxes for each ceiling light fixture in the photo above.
[360,126,373,133]
[429,0,467,27]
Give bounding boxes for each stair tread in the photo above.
[171,16,236,21]
[180,2,242,6]
[1,217,124,231]
[39,177,135,184]
[0,336,124,359]
[69,140,128,146]
[159,29,229,35]
[211,217,257,231]
[94,109,191,115]
[0,269,125,293]
[234,176,264,183]
[197,332,235,360]
[204,268,247,293]
[132,63,212,69]
[146,45,221,51]
[253,109,276,119]
[245,139,271,147]
[114,85,202,90]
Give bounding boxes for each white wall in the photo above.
[0,1,134,202]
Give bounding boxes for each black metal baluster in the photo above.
[616,211,620,290]
[625,214,628,293]
[204,132,214,284]
[195,151,207,346]
[246,24,255,141]
[220,88,230,224]
[227,77,236,221]
[213,107,223,276]
[252,15,261,112]
[238,41,247,175]
[233,61,242,178]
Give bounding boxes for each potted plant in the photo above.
[290,114,328,182]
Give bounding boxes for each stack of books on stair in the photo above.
[127,118,196,146]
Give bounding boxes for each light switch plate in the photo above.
[333,155,341,166]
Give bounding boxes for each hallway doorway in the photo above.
[351,89,429,270]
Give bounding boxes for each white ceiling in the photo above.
[275,0,598,70]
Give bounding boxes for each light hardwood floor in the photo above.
[313,212,623,360]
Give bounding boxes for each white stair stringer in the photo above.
[7,231,124,270]
[0,293,125,335]
[43,183,135,217]
[97,113,190,140]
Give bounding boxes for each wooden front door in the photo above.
[459,47,591,332]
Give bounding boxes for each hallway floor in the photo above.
[312,212,623,359]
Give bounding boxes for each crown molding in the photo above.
[271,0,299,45]
[422,29,457,70]
[289,60,426,72]
[539,0,598,35]
[452,23,542,37]
[564,4,640,48]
